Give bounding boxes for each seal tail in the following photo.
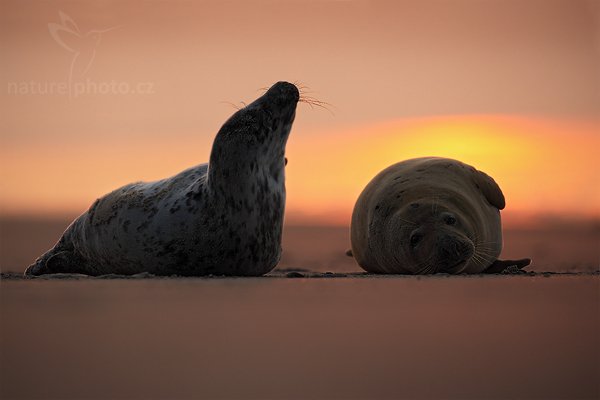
[25,216,91,276]
[24,258,45,276]
[25,249,87,276]
[24,248,55,276]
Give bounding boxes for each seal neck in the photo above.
[206,140,287,196]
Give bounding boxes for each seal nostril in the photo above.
[453,242,461,256]
[271,81,299,101]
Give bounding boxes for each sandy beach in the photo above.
[1,218,599,399]
[1,273,599,399]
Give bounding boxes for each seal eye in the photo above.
[410,233,422,248]
[444,215,457,225]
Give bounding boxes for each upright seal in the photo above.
[350,157,530,274]
[26,81,300,276]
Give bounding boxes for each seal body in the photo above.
[351,157,510,274]
[26,81,299,276]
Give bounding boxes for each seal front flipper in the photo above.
[483,258,532,274]
[469,168,506,210]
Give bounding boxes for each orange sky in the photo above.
[1,0,599,226]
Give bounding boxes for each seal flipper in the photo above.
[483,258,531,274]
[470,169,506,210]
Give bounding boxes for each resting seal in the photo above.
[350,157,530,274]
[26,81,299,276]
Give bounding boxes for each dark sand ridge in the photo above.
[1,270,599,280]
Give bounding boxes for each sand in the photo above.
[1,217,599,399]
[1,273,599,399]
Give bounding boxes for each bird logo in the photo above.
[48,11,120,87]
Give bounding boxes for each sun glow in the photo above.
[284,115,599,225]
[1,115,598,226]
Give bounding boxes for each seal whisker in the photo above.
[415,262,432,275]
[472,252,493,267]
[474,253,495,262]
[475,245,500,252]
[470,251,488,265]
[412,254,436,274]
[475,248,497,256]
[473,246,499,257]
[474,242,497,250]
[472,233,499,245]
[473,247,493,255]
[429,263,439,274]
[396,217,417,226]
[293,80,310,90]
[415,262,433,275]
[413,261,431,270]
[475,240,501,245]
[472,251,489,261]
[220,101,243,110]
[470,256,486,269]
[293,81,317,97]
[411,257,431,270]
[260,81,310,94]
[475,255,491,267]
[299,97,332,108]
[299,95,335,114]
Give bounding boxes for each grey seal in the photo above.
[26,81,299,276]
[350,157,530,274]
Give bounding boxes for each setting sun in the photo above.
[285,115,599,225]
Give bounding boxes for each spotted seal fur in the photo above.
[26,81,299,276]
